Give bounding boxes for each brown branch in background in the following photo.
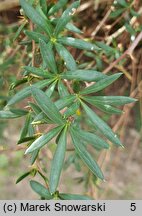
[107,11,127,34]
[106,7,142,45]
[113,87,138,132]
[103,50,129,74]
[103,31,142,74]
[91,8,112,37]
[130,60,137,92]
[35,161,49,189]
[63,80,74,94]
[77,1,92,12]
[128,31,142,55]
[103,59,132,81]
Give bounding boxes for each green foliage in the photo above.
[0,109,28,119]
[70,127,104,180]
[19,0,53,36]
[30,180,53,199]
[81,102,123,147]
[49,127,67,194]
[1,0,137,200]
[59,193,92,200]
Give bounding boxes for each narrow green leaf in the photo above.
[64,102,80,118]
[13,21,27,41]
[50,17,60,26]
[49,127,67,194]
[24,30,49,43]
[7,79,52,106]
[0,109,28,119]
[32,112,52,124]
[55,43,77,71]
[82,97,123,115]
[30,150,39,165]
[45,81,57,97]
[51,18,83,34]
[58,37,101,51]
[110,8,125,18]
[95,41,115,54]
[80,73,122,95]
[62,70,106,82]
[55,95,76,110]
[93,103,123,115]
[59,193,92,200]
[81,102,123,147]
[82,96,137,106]
[66,23,83,34]
[61,2,79,18]
[31,87,64,124]
[23,66,52,78]
[117,0,128,7]
[57,80,69,97]
[19,114,31,140]
[16,171,31,184]
[25,125,63,154]
[28,114,35,136]
[39,40,58,73]
[36,3,47,20]
[40,0,47,15]
[48,0,68,16]
[20,0,53,37]
[125,23,136,35]
[130,9,140,17]
[30,180,53,199]
[76,128,109,150]
[18,136,36,145]
[29,102,42,115]
[54,1,80,36]
[9,78,28,90]
[10,108,29,116]
[70,127,104,180]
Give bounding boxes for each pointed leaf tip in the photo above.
[25,126,63,154]
[81,102,123,147]
[70,127,104,180]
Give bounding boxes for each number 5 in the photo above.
[130,203,136,211]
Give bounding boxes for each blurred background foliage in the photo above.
[0,0,142,199]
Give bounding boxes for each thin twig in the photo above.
[63,80,74,94]
[106,7,142,45]
[103,59,132,81]
[103,31,142,74]
[91,8,112,37]
[113,87,138,132]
